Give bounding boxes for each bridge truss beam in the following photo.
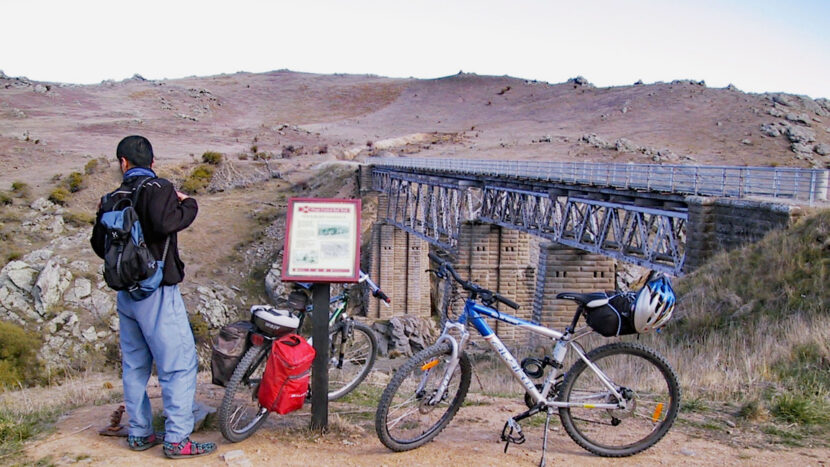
[372,169,688,275]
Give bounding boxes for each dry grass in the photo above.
[0,372,122,416]
[0,372,122,461]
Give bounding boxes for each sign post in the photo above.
[281,198,361,432]
[309,282,330,431]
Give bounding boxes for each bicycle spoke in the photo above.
[376,343,471,451]
[559,343,679,457]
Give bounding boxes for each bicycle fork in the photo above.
[419,323,468,406]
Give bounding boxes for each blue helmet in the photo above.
[633,272,676,333]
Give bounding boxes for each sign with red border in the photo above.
[281,198,361,283]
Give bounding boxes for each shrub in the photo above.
[10,181,30,199]
[772,394,830,425]
[0,192,11,206]
[48,187,70,205]
[237,153,249,161]
[64,211,95,227]
[188,313,211,346]
[181,164,215,194]
[66,172,85,193]
[201,151,223,165]
[84,159,99,175]
[0,321,42,389]
[250,145,258,154]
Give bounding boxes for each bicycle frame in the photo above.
[433,297,625,411]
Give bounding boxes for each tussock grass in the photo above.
[641,209,830,435]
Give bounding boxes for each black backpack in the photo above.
[99,177,169,301]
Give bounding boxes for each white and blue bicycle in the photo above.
[375,253,680,464]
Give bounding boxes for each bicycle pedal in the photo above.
[501,418,526,453]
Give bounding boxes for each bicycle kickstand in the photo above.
[539,407,553,467]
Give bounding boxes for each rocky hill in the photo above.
[1,69,830,373]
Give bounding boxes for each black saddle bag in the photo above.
[211,321,255,386]
[584,292,638,337]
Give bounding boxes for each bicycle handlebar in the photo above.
[360,270,391,307]
[427,252,520,310]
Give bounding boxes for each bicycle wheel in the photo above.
[375,342,471,451]
[557,342,680,457]
[218,344,271,442]
[327,320,378,401]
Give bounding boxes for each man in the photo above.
[91,135,215,458]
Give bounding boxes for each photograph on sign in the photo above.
[281,198,361,282]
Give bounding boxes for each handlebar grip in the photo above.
[378,290,391,303]
[495,293,520,310]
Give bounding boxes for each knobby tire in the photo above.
[218,344,271,442]
[557,342,680,457]
[375,342,471,451]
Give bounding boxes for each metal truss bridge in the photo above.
[369,158,829,275]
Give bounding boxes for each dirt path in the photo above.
[25,385,829,467]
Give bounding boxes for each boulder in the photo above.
[760,123,780,137]
[785,125,816,144]
[768,107,785,118]
[581,133,613,150]
[81,326,98,342]
[64,278,92,304]
[815,143,830,156]
[785,113,811,126]
[30,197,55,211]
[614,138,638,152]
[792,142,815,155]
[4,260,38,291]
[24,248,54,263]
[89,289,116,322]
[372,316,438,357]
[33,257,73,317]
[0,260,39,323]
[264,257,287,305]
[567,76,593,88]
[196,285,238,328]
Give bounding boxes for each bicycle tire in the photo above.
[557,342,680,457]
[218,344,271,442]
[375,342,471,451]
[327,320,378,401]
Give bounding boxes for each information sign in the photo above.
[281,198,361,283]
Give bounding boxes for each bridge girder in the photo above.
[372,169,688,275]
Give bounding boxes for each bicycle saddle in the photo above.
[556,292,609,308]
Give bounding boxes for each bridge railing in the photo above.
[373,158,829,203]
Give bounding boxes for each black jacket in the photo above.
[91,175,198,286]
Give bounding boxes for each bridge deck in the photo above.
[373,158,829,204]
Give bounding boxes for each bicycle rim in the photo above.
[558,342,680,457]
[327,321,377,401]
[218,345,271,442]
[375,342,471,451]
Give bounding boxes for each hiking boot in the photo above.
[162,437,216,459]
[126,432,164,451]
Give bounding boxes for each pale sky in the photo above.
[2,0,828,98]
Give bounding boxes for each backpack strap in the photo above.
[131,176,155,207]
[130,175,172,263]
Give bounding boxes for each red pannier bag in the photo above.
[258,333,316,415]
